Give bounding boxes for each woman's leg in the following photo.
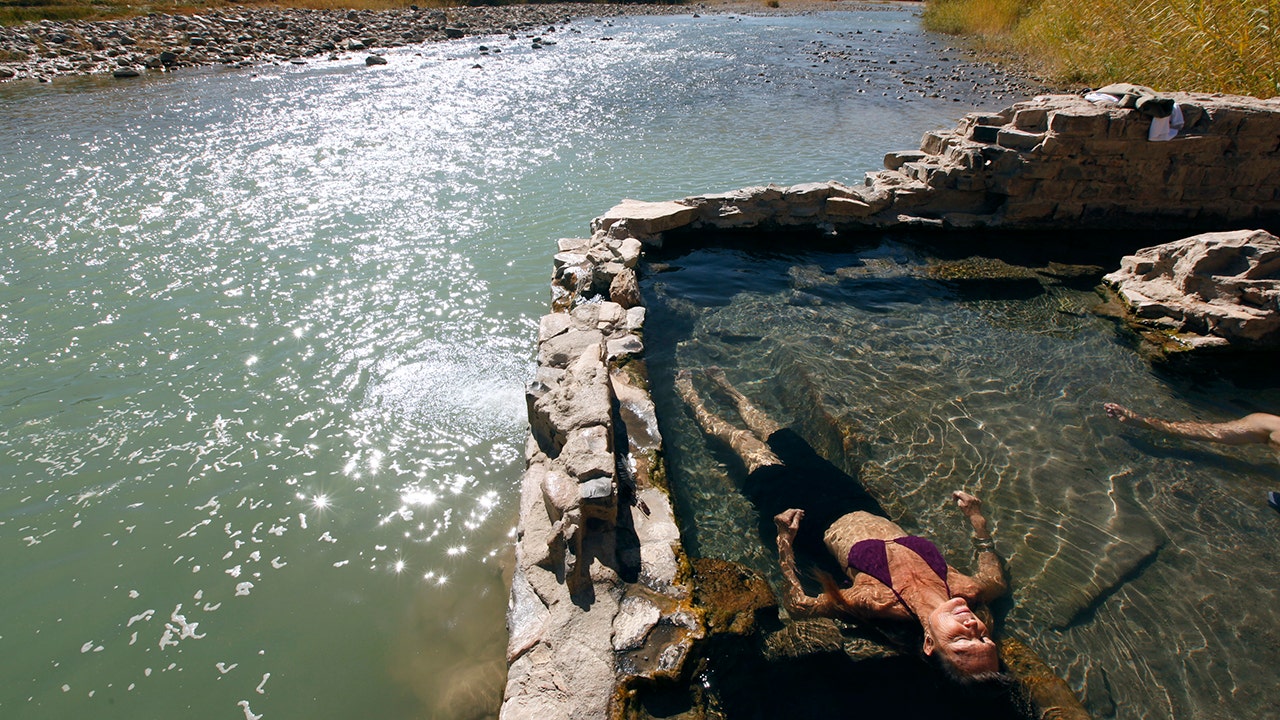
[706,366,781,439]
[676,369,780,473]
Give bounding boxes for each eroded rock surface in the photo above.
[1103,229,1280,350]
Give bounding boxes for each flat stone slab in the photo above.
[597,199,698,236]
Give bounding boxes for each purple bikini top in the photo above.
[847,536,951,607]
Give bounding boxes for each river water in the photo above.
[6,6,1269,720]
[0,6,1025,720]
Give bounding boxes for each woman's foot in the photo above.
[706,365,729,387]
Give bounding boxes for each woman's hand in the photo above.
[774,508,804,546]
[952,491,990,538]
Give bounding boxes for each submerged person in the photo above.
[1103,403,1280,512]
[676,368,1008,682]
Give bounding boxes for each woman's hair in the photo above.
[814,569,858,614]
[929,647,1011,686]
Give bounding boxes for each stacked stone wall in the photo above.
[503,235,701,720]
[588,93,1280,238]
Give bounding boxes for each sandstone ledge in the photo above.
[1103,229,1280,353]
[591,92,1280,239]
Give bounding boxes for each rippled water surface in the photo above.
[0,8,1017,720]
[644,241,1280,720]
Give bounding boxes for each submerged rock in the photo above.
[691,557,776,637]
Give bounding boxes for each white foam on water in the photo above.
[234,582,253,597]
[169,605,204,640]
[127,609,154,627]
[237,699,263,720]
[255,673,270,694]
[216,662,238,674]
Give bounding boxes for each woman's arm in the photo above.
[1104,403,1278,447]
[774,509,844,617]
[952,491,1007,603]
[768,507,870,614]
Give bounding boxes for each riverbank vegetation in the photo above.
[923,0,1280,98]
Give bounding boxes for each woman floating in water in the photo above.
[675,368,1008,683]
[1103,402,1280,512]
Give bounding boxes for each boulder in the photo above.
[691,557,776,637]
[609,266,641,309]
[1104,229,1280,349]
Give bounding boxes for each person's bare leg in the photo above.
[706,366,781,438]
[676,369,780,473]
[1105,403,1279,447]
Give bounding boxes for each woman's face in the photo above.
[923,597,999,676]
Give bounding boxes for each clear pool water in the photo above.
[643,237,1280,719]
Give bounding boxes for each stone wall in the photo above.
[589,92,1280,238]
[502,236,701,720]
[503,91,1280,719]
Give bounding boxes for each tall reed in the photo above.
[924,0,1280,97]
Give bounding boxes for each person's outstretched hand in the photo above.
[1104,402,1136,423]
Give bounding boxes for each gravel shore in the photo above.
[0,0,1053,96]
[0,3,694,82]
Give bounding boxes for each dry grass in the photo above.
[920,0,1025,36]
[923,0,1280,97]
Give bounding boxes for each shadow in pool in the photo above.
[633,633,1031,720]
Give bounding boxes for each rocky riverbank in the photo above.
[0,3,694,83]
[0,0,1054,99]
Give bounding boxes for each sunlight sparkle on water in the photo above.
[400,487,438,507]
